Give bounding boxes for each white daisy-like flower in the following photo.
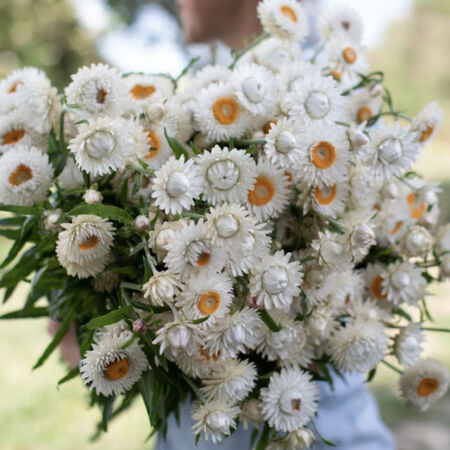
[325,266,365,310]
[301,259,333,306]
[193,82,251,141]
[319,5,363,43]
[203,307,264,358]
[308,179,349,219]
[382,260,427,307]
[69,117,145,176]
[253,37,302,74]
[164,220,226,280]
[307,304,340,348]
[260,367,319,432]
[263,117,304,168]
[196,146,257,205]
[192,399,240,443]
[363,262,390,304]
[173,345,224,378]
[311,231,352,270]
[142,270,183,306]
[394,323,425,368]
[201,359,257,402]
[257,0,309,42]
[296,122,349,187]
[346,88,382,125]
[65,63,126,118]
[328,319,388,373]
[0,113,46,154]
[151,155,202,214]
[192,65,232,91]
[364,121,421,179]
[246,158,290,221]
[400,225,433,258]
[148,219,187,262]
[153,319,206,357]
[175,272,234,323]
[0,145,53,206]
[375,198,412,246]
[287,73,346,126]
[341,212,377,261]
[56,214,115,278]
[410,101,443,145]
[230,63,278,117]
[276,60,319,95]
[80,328,148,397]
[249,251,302,311]
[57,158,84,190]
[399,358,449,411]
[348,163,383,211]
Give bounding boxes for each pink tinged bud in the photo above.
[133,318,148,334]
[353,223,375,249]
[134,215,150,231]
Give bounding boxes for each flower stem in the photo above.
[229,32,270,69]
[381,359,403,374]
[421,327,450,333]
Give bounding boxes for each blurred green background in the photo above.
[0,0,449,449]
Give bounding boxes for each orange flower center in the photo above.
[104,358,130,381]
[357,106,373,123]
[8,81,23,93]
[263,120,277,134]
[145,130,160,159]
[199,348,221,361]
[248,176,275,206]
[314,184,337,205]
[310,141,336,169]
[407,193,426,219]
[419,124,435,142]
[196,252,211,267]
[370,276,387,300]
[389,220,404,235]
[130,84,156,100]
[291,398,301,411]
[417,378,439,397]
[330,70,342,81]
[96,88,107,104]
[2,128,25,145]
[8,164,33,186]
[342,46,358,64]
[280,5,298,22]
[197,291,221,315]
[212,97,239,125]
[78,235,99,250]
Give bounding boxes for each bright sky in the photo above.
[72,0,414,76]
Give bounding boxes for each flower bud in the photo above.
[350,129,370,149]
[43,208,63,231]
[352,223,376,249]
[143,271,182,306]
[167,324,191,350]
[134,215,150,232]
[83,189,103,204]
[401,225,432,257]
[133,318,148,334]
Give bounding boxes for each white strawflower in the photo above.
[148,219,186,262]
[348,298,391,324]
[319,5,363,43]
[346,218,376,260]
[69,117,145,176]
[401,225,432,258]
[328,319,388,373]
[410,101,443,145]
[192,65,232,91]
[0,145,53,206]
[57,158,84,190]
[173,345,224,379]
[399,358,449,411]
[307,304,340,347]
[326,266,365,310]
[260,367,319,432]
[258,0,309,42]
[346,88,382,126]
[142,270,183,306]
[309,179,349,219]
[153,320,206,357]
[203,307,264,358]
[80,328,148,397]
[363,262,389,303]
[134,214,150,232]
[268,428,316,450]
[231,63,278,117]
[301,259,333,306]
[56,215,115,278]
[192,399,240,443]
[435,224,450,256]
[164,220,226,281]
[311,231,352,270]
[83,188,103,204]
[249,251,302,311]
[201,359,257,402]
[196,146,257,205]
[394,323,425,368]
[175,272,234,324]
[43,208,63,232]
[65,63,126,118]
[246,158,290,221]
[151,155,202,214]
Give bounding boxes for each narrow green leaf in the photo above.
[0,229,19,240]
[0,204,40,215]
[0,306,48,319]
[67,204,133,224]
[255,423,270,450]
[57,367,80,386]
[366,367,377,383]
[138,370,154,428]
[164,128,189,160]
[33,305,76,370]
[80,330,95,358]
[102,395,116,432]
[190,316,209,325]
[83,305,132,330]
[31,264,48,292]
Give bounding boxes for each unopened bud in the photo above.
[352,223,376,249]
[133,318,148,334]
[83,189,103,204]
[134,215,150,231]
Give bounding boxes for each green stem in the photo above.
[394,174,418,192]
[309,43,325,64]
[259,309,282,332]
[233,138,266,147]
[120,282,142,291]
[421,327,450,333]
[381,359,403,375]
[229,32,270,69]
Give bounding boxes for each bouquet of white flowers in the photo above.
[0,1,449,448]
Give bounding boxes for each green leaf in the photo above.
[80,330,95,358]
[366,367,377,383]
[0,204,40,215]
[102,395,116,432]
[57,367,80,386]
[67,204,133,224]
[258,309,282,332]
[255,424,270,450]
[33,305,76,370]
[190,316,209,325]
[31,264,48,292]
[138,370,154,428]
[164,128,189,160]
[0,306,49,319]
[394,307,412,322]
[83,305,132,330]
[0,229,19,240]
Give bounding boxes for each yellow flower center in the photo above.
[96,88,107,104]
[212,97,239,125]
[291,398,301,411]
[407,193,426,219]
[419,123,435,142]
[197,291,221,315]
[130,84,156,100]
[196,252,211,267]
[2,128,25,145]
[8,164,33,186]
[311,141,336,169]
[389,220,404,236]
[357,106,373,123]
[199,348,221,361]
[370,276,387,300]
[330,70,342,81]
[342,46,358,64]
[263,120,277,134]
[314,184,337,205]
[248,176,275,206]
[78,235,99,250]
[104,357,130,381]
[145,130,160,159]
[280,5,298,22]
[417,377,439,397]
